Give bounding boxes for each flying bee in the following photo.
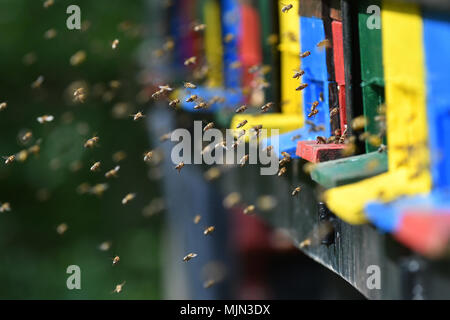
[278,167,287,177]
[296,83,308,91]
[281,152,291,159]
[252,124,263,131]
[193,23,206,32]
[159,132,172,142]
[113,282,126,293]
[90,161,101,172]
[299,238,311,249]
[144,151,153,162]
[281,3,293,13]
[279,157,291,167]
[151,89,164,99]
[89,183,109,196]
[243,205,255,215]
[112,39,119,49]
[203,122,215,132]
[31,75,44,88]
[84,136,99,148]
[235,129,246,140]
[175,162,185,173]
[21,131,33,143]
[351,116,367,131]
[0,102,7,111]
[299,51,311,58]
[186,95,198,103]
[184,56,197,66]
[317,39,332,50]
[122,193,136,205]
[378,144,387,153]
[98,241,112,252]
[310,101,319,110]
[235,105,248,113]
[194,215,201,224]
[261,102,274,113]
[231,139,241,149]
[292,69,305,79]
[183,253,198,262]
[292,186,302,196]
[204,280,216,289]
[308,109,319,118]
[169,99,180,108]
[3,155,15,165]
[112,151,127,162]
[73,87,86,103]
[0,202,11,213]
[330,107,339,117]
[105,166,120,178]
[240,154,249,167]
[316,136,327,144]
[194,102,208,110]
[224,33,234,43]
[56,223,68,235]
[291,134,302,141]
[131,111,145,121]
[204,226,215,236]
[159,85,173,92]
[43,0,54,8]
[264,145,274,155]
[236,120,248,129]
[184,82,197,89]
[37,115,54,124]
[112,256,120,265]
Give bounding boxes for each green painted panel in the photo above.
[311,151,388,188]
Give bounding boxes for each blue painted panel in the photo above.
[179,87,243,113]
[423,11,450,190]
[221,0,242,90]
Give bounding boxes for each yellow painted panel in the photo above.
[278,0,303,116]
[204,0,223,88]
[323,0,431,225]
[230,113,302,141]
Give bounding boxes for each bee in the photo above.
[31,75,45,89]
[261,102,274,113]
[351,116,367,131]
[292,69,305,79]
[56,223,68,235]
[184,56,197,66]
[105,166,120,178]
[84,136,99,148]
[243,205,255,215]
[112,39,119,50]
[19,131,32,143]
[44,29,57,40]
[0,102,7,111]
[231,139,241,149]
[163,39,175,51]
[278,167,287,177]
[235,105,247,113]
[183,253,198,262]
[194,102,208,110]
[204,279,216,289]
[112,151,127,163]
[378,144,387,153]
[316,136,327,144]
[299,51,311,58]
[240,154,249,167]
[252,124,263,132]
[224,33,234,43]
[264,145,274,155]
[37,115,54,124]
[296,83,308,91]
[291,134,302,141]
[204,226,215,236]
[236,120,248,129]
[43,0,54,8]
[339,128,348,144]
[131,111,145,121]
[235,129,246,140]
[281,151,291,159]
[281,3,293,13]
[215,141,228,151]
[3,155,15,165]
[73,87,86,103]
[144,151,153,162]
[112,281,126,293]
[90,161,101,172]
[112,256,120,265]
[184,82,197,89]
[169,99,180,108]
[159,132,172,142]
[308,109,319,118]
[0,202,11,213]
[98,241,112,252]
[330,107,339,117]
[89,183,109,196]
[194,215,201,224]
[203,122,215,132]
[151,89,164,99]
[193,23,206,32]
[279,156,291,167]
[70,50,86,66]
[310,101,319,110]
[122,193,136,205]
[175,162,184,173]
[299,238,311,249]
[159,85,173,92]
[292,186,302,196]
[186,95,198,103]
[317,39,332,50]
[266,34,278,46]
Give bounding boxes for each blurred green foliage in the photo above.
[0,0,163,299]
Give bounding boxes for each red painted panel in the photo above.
[332,21,345,85]
[395,212,450,257]
[296,140,346,163]
[339,84,347,131]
